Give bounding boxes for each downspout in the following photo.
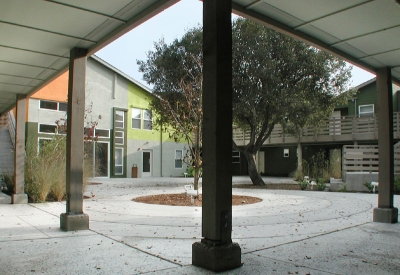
[160,120,163,177]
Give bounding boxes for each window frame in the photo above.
[143,109,152,130]
[359,104,374,117]
[114,147,124,175]
[38,123,58,134]
[175,149,183,169]
[39,100,67,112]
[115,110,125,129]
[131,108,142,129]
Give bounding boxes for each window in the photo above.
[115,110,125,128]
[59,102,68,112]
[143,110,152,130]
[40,100,57,110]
[359,104,374,116]
[232,151,240,163]
[40,100,67,111]
[115,131,124,145]
[175,150,183,168]
[38,124,57,134]
[95,129,110,138]
[132,108,141,129]
[114,148,123,175]
[131,108,152,130]
[284,149,289,157]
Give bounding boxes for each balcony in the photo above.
[233,112,400,146]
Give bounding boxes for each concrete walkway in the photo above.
[0,177,399,274]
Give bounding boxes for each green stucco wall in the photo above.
[127,82,174,142]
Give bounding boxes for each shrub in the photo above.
[185,166,202,177]
[315,178,327,191]
[298,179,309,190]
[394,176,400,195]
[338,185,347,192]
[363,182,373,192]
[25,135,93,202]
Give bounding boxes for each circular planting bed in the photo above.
[132,193,262,207]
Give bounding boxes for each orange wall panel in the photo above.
[31,71,68,102]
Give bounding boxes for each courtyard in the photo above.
[0,177,399,274]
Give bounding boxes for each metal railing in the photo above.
[233,112,400,145]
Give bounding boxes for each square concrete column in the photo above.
[192,0,241,272]
[373,67,398,223]
[12,94,28,204]
[60,48,89,231]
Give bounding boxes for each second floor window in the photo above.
[359,104,374,117]
[131,108,152,130]
[40,100,67,111]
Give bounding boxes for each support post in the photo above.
[60,48,89,231]
[192,0,241,271]
[373,67,398,223]
[12,94,27,204]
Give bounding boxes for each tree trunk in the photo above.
[297,142,303,173]
[194,168,200,191]
[243,150,265,185]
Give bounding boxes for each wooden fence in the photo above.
[342,145,400,175]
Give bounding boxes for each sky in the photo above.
[97,0,375,89]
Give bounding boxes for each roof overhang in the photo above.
[1,0,399,115]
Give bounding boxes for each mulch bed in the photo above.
[132,193,262,207]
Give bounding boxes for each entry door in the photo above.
[142,150,152,177]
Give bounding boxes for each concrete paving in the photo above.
[0,176,399,275]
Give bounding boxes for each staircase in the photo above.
[0,113,14,176]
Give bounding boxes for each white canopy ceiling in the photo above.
[1,0,399,115]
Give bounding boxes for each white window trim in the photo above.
[143,109,153,131]
[39,100,67,112]
[94,128,110,138]
[115,110,125,129]
[175,149,183,169]
[114,131,124,145]
[38,123,58,134]
[114,147,124,175]
[131,108,142,129]
[359,104,374,116]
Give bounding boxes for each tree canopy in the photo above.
[138,18,352,186]
[138,29,203,190]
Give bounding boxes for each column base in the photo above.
[60,213,89,231]
[192,241,242,272]
[12,193,28,204]
[373,207,398,223]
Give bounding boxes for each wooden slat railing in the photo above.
[233,112,400,145]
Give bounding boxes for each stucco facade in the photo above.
[26,56,187,178]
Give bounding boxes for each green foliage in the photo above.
[185,166,202,177]
[138,18,351,186]
[338,185,347,192]
[394,177,400,195]
[25,136,93,202]
[298,179,309,190]
[0,173,14,194]
[315,178,327,191]
[302,151,330,182]
[363,182,374,192]
[138,28,204,190]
